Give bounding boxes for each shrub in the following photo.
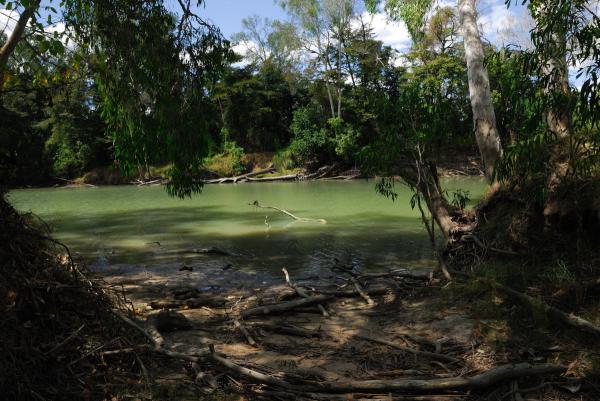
[289,104,333,165]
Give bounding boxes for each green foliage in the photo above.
[365,0,433,44]
[41,79,108,178]
[375,177,398,202]
[272,148,297,171]
[222,140,245,175]
[63,0,233,197]
[449,188,470,210]
[213,62,301,152]
[288,103,333,165]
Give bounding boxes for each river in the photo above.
[8,178,486,282]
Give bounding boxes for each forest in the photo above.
[1,0,600,400]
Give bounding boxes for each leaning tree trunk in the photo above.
[0,1,40,89]
[458,0,502,181]
[400,160,457,241]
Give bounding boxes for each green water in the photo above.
[8,179,486,280]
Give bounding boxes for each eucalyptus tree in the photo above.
[457,0,502,180]
[232,15,302,73]
[0,0,232,197]
[278,0,357,120]
[497,0,600,207]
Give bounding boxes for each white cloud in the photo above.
[359,11,412,54]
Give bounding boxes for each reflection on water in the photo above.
[8,178,486,281]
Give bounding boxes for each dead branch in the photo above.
[117,312,566,395]
[307,285,391,298]
[233,319,256,346]
[204,167,276,184]
[486,279,600,337]
[241,295,333,318]
[209,350,565,393]
[250,201,327,224]
[352,333,460,364]
[282,267,329,317]
[251,322,322,338]
[350,277,376,306]
[246,174,299,182]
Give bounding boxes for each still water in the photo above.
[9,179,486,279]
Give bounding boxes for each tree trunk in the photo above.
[0,1,40,89]
[534,3,572,193]
[457,0,502,181]
[400,161,456,240]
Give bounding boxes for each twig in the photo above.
[234,319,257,346]
[250,201,327,224]
[349,277,375,306]
[352,332,460,364]
[282,267,329,317]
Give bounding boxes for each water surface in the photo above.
[9,179,486,281]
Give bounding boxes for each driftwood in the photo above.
[306,285,391,298]
[487,279,600,337]
[359,270,431,281]
[203,166,276,184]
[246,174,299,182]
[234,319,256,346]
[149,295,227,310]
[118,312,566,395]
[282,268,329,317]
[350,277,376,306]
[303,164,338,179]
[209,349,566,393]
[250,201,327,224]
[251,322,322,338]
[352,333,460,364]
[241,295,333,318]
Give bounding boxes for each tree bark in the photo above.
[458,0,502,181]
[0,1,40,88]
[401,161,456,240]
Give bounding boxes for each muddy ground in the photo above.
[93,257,600,401]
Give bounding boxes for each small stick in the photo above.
[234,319,257,346]
[350,277,375,306]
[352,332,460,364]
[283,267,329,317]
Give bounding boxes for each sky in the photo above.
[1,0,532,52]
[196,0,533,51]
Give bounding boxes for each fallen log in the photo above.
[250,201,327,224]
[282,267,329,317]
[203,166,276,184]
[488,279,600,338]
[350,277,375,306]
[306,285,391,298]
[209,349,566,393]
[352,333,460,364]
[359,270,431,281]
[149,295,227,310]
[241,295,333,318]
[246,174,299,182]
[251,322,322,338]
[234,319,256,346]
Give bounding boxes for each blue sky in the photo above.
[199,0,289,38]
[193,0,533,51]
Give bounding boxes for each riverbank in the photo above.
[6,184,600,400]
[91,250,600,400]
[13,152,484,189]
